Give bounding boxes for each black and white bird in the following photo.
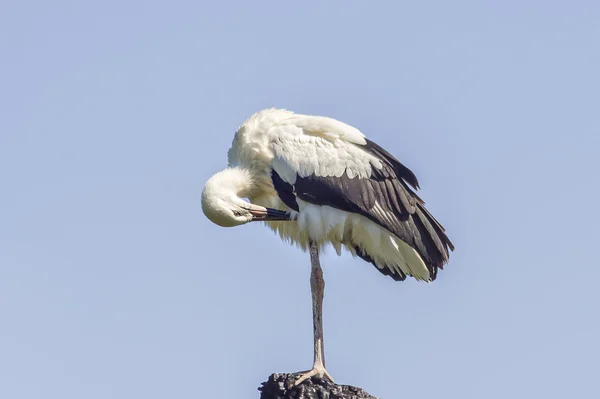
[201,108,454,385]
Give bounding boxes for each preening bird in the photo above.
[202,108,454,385]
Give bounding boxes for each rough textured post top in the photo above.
[259,373,378,399]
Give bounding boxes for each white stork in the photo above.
[201,108,454,385]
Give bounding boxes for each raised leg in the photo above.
[294,241,334,386]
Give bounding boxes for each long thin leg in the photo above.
[294,241,334,385]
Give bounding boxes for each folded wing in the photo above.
[269,114,454,281]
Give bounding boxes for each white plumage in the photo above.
[202,108,454,384]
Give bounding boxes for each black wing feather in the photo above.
[271,170,299,212]
[364,138,420,190]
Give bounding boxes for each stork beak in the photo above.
[249,206,294,221]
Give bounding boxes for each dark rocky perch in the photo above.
[259,373,378,399]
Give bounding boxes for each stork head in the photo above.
[201,167,292,227]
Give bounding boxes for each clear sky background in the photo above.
[2,1,599,398]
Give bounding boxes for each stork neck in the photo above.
[205,167,255,199]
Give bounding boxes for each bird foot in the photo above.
[294,365,334,386]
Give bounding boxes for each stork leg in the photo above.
[294,241,334,386]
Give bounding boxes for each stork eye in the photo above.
[232,209,244,217]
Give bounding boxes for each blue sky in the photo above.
[1,1,599,398]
